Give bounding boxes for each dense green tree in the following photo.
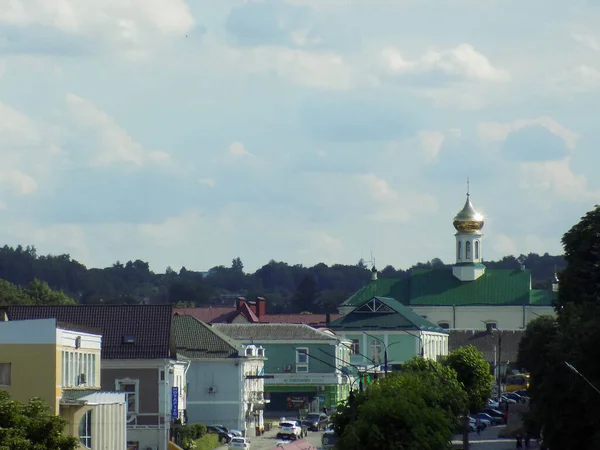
[24,279,75,305]
[0,243,567,310]
[332,358,467,450]
[292,275,318,312]
[0,392,77,450]
[442,345,493,413]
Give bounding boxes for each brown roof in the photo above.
[449,330,524,365]
[212,302,259,324]
[261,314,342,327]
[174,307,236,323]
[7,305,174,360]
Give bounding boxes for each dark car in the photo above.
[206,426,231,444]
[480,409,504,420]
[305,413,328,431]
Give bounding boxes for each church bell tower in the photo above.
[452,185,485,281]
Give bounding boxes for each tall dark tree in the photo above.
[292,275,318,312]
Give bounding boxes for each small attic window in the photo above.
[257,347,265,357]
[485,322,497,332]
[75,336,81,349]
[122,335,136,344]
[246,347,254,357]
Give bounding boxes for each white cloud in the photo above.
[0,170,38,195]
[1,0,195,40]
[199,178,216,188]
[518,158,600,202]
[66,94,171,167]
[297,229,343,262]
[492,233,518,256]
[228,141,254,158]
[572,33,600,52]
[381,43,510,83]
[359,173,438,223]
[418,131,445,163]
[552,65,600,93]
[478,117,579,151]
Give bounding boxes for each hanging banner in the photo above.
[171,387,179,419]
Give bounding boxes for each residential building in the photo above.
[172,315,266,436]
[211,323,351,415]
[6,305,187,450]
[0,318,127,450]
[328,296,448,370]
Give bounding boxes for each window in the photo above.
[351,339,360,355]
[116,379,139,422]
[485,322,497,332]
[0,363,10,386]
[370,340,382,365]
[475,241,480,259]
[465,241,472,259]
[257,347,264,357]
[438,322,450,330]
[246,347,254,356]
[296,348,309,373]
[457,241,462,260]
[78,410,92,448]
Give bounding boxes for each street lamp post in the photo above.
[363,332,388,375]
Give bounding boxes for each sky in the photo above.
[1,0,599,273]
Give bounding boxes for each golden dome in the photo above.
[453,195,484,232]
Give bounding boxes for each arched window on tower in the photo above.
[475,241,480,259]
[465,241,472,259]
[457,241,462,260]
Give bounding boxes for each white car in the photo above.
[276,421,303,440]
[229,437,251,449]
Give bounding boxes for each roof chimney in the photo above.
[237,297,246,310]
[256,297,266,319]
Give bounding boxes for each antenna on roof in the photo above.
[467,177,470,197]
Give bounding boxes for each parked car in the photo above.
[480,409,505,422]
[207,426,232,444]
[229,437,251,449]
[473,412,502,426]
[322,430,337,449]
[304,413,328,431]
[276,421,303,440]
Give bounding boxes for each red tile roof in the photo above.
[174,307,341,327]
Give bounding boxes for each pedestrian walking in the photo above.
[516,434,523,449]
[524,434,531,448]
[476,418,482,435]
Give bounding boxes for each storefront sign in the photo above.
[265,374,339,385]
[171,387,178,419]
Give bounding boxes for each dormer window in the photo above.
[438,322,450,329]
[485,322,497,332]
[246,347,254,357]
[122,335,136,344]
[257,347,264,357]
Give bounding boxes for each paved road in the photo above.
[214,429,324,450]
[452,425,540,449]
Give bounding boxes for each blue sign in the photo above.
[171,387,179,419]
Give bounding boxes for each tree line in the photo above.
[517,205,600,449]
[0,245,565,311]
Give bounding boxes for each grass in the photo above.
[194,433,220,450]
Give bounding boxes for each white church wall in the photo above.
[412,305,557,331]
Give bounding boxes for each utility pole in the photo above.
[497,331,503,403]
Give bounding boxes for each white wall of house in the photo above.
[411,305,556,330]
[186,346,265,436]
[82,392,127,450]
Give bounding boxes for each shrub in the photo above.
[191,423,207,439]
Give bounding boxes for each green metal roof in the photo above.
[343,268,536,307]
[529,289,555,306]
[62,389,99,401]
[329,296,447,333]
[173,315,241,359]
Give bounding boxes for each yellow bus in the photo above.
[505,373,530,393]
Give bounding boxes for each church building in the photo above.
[339,192,556,332]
